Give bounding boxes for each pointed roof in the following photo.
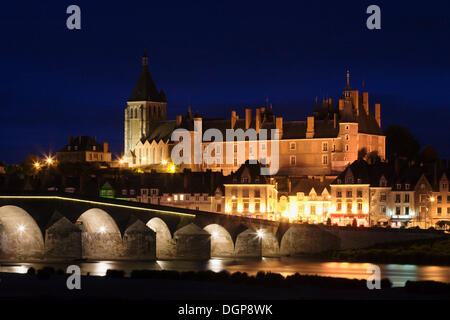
[129,52,166,102]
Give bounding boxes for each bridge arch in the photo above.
[260,229,280,257]
[0,205,44,260]
[204,224,234,257]
[77,208,122,259]
[147,217,174,259]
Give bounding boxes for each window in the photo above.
[345,145,349,152]
[396,207,401,215]
[395,194,401,203]
[216,204,221,212]
[380,206,386,214]
[404,194,410,202]
[442,183,448,191]
[289,142,296,150]
[405,184,410,190]
[345,125,349,131]
[345,134,349,141]
[357,202,363,211]
[290,155,296,166]
[447,207,450,215]
[332,144,336,152]
[346,177,353,184]
[337,191,342,198]
[420,194,427,202]
[180,195,184,201]
[357,190,362,198]
[174,195,178,201]
[404,207,410,215]
[437,207,442,216]
[130,189,135,196]
[93,146,96,151]
[346,191,352,198]
[195,196,200,201]
[448,196,450,203]
[204,196,208,201]
[437,196,442,203]
[322,142,328,152]
[243,189,249,198]
[396,184,401,189]
[380,193,386,201]
[337,202,342,211]
[254,189,260,198]
[322,155,328,165]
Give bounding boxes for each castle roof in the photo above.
[58,136,106,152]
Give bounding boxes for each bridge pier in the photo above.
[45,217,82,260]
[122,220,156,260]
[234,229,262,258]
[174,223,210,260]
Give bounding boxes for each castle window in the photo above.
[254,189,260,198]
[437,207,442,216]
[289,142,296,151]
[396,184,402,189]
[405,194,410,203]
[322,142,328,152]
[437,196,442,203]
[380,206,386,214]
[404,207,410,215]
[337,191,342,198]
[290,155,296,166]
[345,145,349,152]
[346,191,352,198]
[345,134,349,141]
[134,109,137,118]
[395,194,401,203]
[405,184,410,190]
[442,183,448,191]
[322,155,328,165]
[346,125,349,131]
[357,190,362,198]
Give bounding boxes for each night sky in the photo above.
[0,0,449,164]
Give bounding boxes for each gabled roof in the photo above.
[290,178,332,195]
[142,121,177,143]
[129,53,166,102]
[59,136,105,152]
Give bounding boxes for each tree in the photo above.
[367,151,381,164]
[418,145,439,164]
[384,125,420,162]
[358,148,368,160]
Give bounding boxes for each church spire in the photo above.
[142,51,148,67]
[346,70,351,90]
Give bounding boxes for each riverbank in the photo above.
[311,238,450,266]
[0,269,448,300]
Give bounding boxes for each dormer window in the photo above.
[93,146,96,151]
[396,184,402,189]
[405,184,410,190]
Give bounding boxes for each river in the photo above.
[1,258,449,287]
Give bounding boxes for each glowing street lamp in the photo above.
[46,157,54,165]
[257,230,264,239]
[33,162,41,169]
[168,164,176,173]
[161,160,168,165]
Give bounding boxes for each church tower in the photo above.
[124,52,167,153]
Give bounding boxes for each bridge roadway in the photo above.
[0,193,445,261]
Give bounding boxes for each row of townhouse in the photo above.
[98,160,450,229]
[328,160,450,228]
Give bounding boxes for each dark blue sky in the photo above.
[0,0,449,163]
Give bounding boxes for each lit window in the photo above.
[322,142,328,152]
[322,155,328,165]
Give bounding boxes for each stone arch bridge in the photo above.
[0,194,445,261]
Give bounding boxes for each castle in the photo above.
[124,53,385,176]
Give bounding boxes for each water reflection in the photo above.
[1,258,449,287]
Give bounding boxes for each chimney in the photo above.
[306,116,314,138]
[339,99,344,111]
[69,135,74,145]
[176,115,182,126]
[94,136,97,142]
[255,108,261,133]
[245,108,252,129]
[231,110,237,129]
[333,113,337,128]
[375,103,381,127]
[275,117,283,138]
[362,92,369,115]
[103,142,109,153]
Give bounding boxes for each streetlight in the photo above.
[46,157,54,165]
[33,162,40,169]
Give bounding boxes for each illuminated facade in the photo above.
[124,55,385,177]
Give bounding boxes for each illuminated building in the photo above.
[57,136,111,163]
[123,54,385,177]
